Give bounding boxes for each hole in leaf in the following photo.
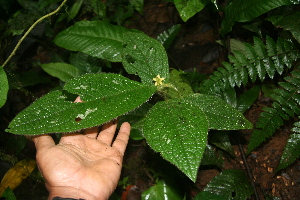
[75,117,82,122]
[231,191,236,197]
[62,90,78,102]
[124,54,136,64]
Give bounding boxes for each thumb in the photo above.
[32,135,55,152]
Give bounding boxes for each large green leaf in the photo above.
[174,0,210,22]
[267,11,300,44]
[164,69,194,99]
[203,169,254,199]
[221,0,299,35]
[142,179,184,200]
[143,99,209,182]
[183,94,253,130]
[122,32,169,85]
[7,73,156,135]
[0,67,8,108]
[69,52,103,74]
[54,21,137,62]
[41,63,80,82]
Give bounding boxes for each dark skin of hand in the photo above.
[32,97,130,200]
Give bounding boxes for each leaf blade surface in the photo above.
[0,67,8,108]
[54,21,136,62]
[144,99,209,182]
[122,32,169,85]
[7,74,156,135]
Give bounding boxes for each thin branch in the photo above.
[2,0,68,68]
[236,133,260,200]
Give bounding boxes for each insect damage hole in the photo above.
[75,117,82,122]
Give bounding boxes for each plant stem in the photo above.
[236,134,260,200]
[1,0,68,68]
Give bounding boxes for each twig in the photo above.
[1,0,68,68]
[236,133,261,200]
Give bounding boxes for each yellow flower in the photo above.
[153,74,165,86]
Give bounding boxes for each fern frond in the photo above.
[276,117,300,171]
[200,36,300,95]
[248,71,300,153]
[157,24,181,50]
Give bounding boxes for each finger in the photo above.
[97,121,118,145]
[74,96,82,102]
[82,126,99,139]
[32,135,55,152]
[112,122,130,155]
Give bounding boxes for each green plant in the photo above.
[5,20,252,182]
[172,0,300,176]
[2,0,300,199]
[201,10,300,174]
[194,169,254,200]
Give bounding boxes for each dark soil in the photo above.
[1,0,300,200]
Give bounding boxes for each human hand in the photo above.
[32,120,130,200]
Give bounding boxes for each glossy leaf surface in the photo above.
[142,179,184,200]
[268,11,300,44]
[248,71,300,153]
[183,94,253,130]
[7,74,156,135]
[174,0,210,22]
[122,32,169,85]
[203,169,254,199]
[221,0,299,35]
[164,69,194,99]
[54,21,136,62]
[144,99,209,182]
[201,36,300,95]
[41,63,80,82]
[0,67,8,108]
[277,118,300,171]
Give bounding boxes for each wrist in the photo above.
[47,186,100,200]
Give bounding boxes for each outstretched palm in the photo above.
[33,121,130,200]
